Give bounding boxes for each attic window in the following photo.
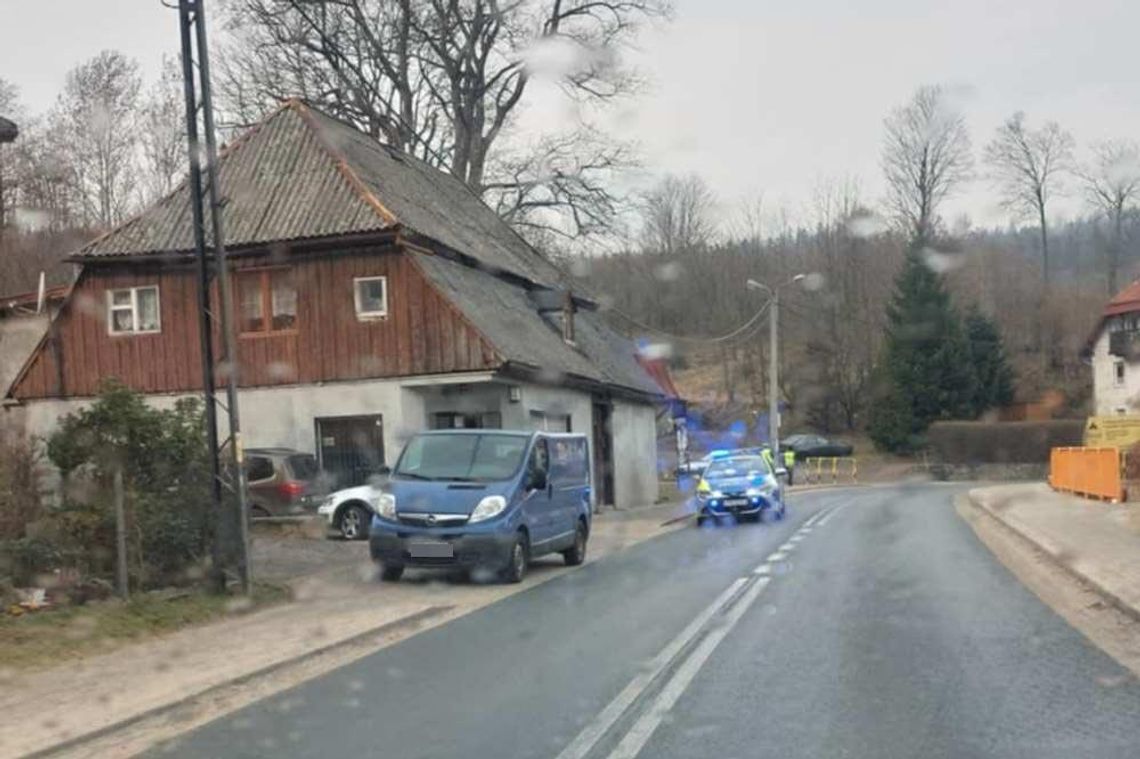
[107,286,160,335]
[354,276,388,319]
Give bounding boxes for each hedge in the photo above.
[926,420,1085,464]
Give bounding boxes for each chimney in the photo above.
[562,290,576,344]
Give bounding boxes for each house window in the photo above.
[529,410,572,432]
[354,276,388,319]
[238,268,296,334]
[432,412,502,429]
[107,285,160,335]
[1114,359,1126,386]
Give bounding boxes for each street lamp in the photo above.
[746,274,806,462]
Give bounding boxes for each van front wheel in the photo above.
[379,563,404,582]
[502,532,529,583]
[562,522,587,566]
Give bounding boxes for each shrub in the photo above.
[45,381,213,591]
[0,436,45,542]
[926,420,1085,464]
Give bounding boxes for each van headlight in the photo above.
[469,495,507,523]
[375,493,397,521]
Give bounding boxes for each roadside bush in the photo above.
[45,381,213,591]
[926,420,1084,464]
[0,436,45,542]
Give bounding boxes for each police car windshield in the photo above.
[704,456,770,479]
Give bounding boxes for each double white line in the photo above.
[555,575,768,759]
[557,503,847,759]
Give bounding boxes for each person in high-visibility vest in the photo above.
[760,446,775,471]
[783,448,796,486]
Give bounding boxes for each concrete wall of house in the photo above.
[514,383,593,433]
[11,379,423,468]
[611,400,660,509]
[11,375,664,510]
[1091,329,1140,415]
[417,383,510,428]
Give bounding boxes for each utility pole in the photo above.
[768,287,779,460]
[747,274,806,463]
[177,0,252,595]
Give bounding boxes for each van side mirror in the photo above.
[529,468,548,491]
[775,467,789,481]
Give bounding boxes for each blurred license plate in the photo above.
[408,541,453,558]
[725,498,749,507]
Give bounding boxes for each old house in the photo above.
[1,100,671,508]
[1086,279,1140,416]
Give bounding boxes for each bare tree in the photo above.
[485,130,636,241]
[640,173,717,255]
[139,56,186,204]
[1080,139,1140,294]
[52,50,142,228]
[218,0,669,239]
[0,78,20,233]
[983,112,1074,287]
[881,85,972,248]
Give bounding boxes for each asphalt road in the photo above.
[153,484,1140,759]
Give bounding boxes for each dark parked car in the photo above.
[782,434,854,461]
[243,448,333,517]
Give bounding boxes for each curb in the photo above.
[963,491,1140,626]
[24,604,454,759]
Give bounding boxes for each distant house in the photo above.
[1086,280,1140,416]
[2,100,673,508]
[0,284,68,408]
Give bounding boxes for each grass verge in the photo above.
[0,582,292,671]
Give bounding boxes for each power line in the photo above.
[604,299,772,345]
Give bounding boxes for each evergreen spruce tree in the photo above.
[965,309,1016,415]
[868,248,977,451]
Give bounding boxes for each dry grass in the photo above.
[0,583,291,671]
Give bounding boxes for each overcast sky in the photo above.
[2,0,1137,234]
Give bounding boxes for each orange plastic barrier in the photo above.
[1049,447,1124,502]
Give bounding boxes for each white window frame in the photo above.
[106,285,161,336]
[353,276,388,320]
[1114,358,1126,387]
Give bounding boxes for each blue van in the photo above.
[369,430,592,583]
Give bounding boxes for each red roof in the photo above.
[635,356,681,399]
[1105,280,1140,317]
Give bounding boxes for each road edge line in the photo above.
[961,492,1140,625]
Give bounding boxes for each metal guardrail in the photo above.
[799,456,858,485]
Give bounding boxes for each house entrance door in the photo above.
[316,414,385,488]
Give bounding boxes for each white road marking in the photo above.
[607,578,772,759]
[767,551,788,562]
[804,508,830,528]
[816,504,846,527]
[752,563,771,576]
[553,577,749,759]
[789,535,804,543]
[778,542,795,552]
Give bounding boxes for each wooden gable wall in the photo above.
[9,242,501,400]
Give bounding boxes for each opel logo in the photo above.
[426,514,437,525]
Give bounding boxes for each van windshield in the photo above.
[394,434,529,482]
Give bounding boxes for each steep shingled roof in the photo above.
[77,100,564,287]
[410,251,665,398]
